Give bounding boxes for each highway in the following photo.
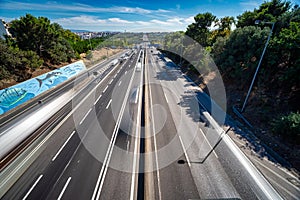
[144,47,285,199]
[0,39,298,200]
[1,49,142,199]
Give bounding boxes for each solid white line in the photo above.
[1,55,123,198]
[252,158,300,192]
[57,177,71,200]
[103,85,108,93]
[22,175,43,200]
[164,92,169,103]
[126,140,130,152]
[199,128,219,158]
[148,63,162,200]
[224,134,283,199]
[79,108,92,125]
[178,135,191,167]
[94,94,102,106]
[92,52,138,200]
[118,81,122,86]
[129,62,143,200]
[52,131,76,161]
[264,174,299,199]
[106,99,112,109]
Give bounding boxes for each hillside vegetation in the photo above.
[158,0,299,166]
[0,14,107,88]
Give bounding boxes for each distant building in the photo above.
[74,31,120,40]
[0,19,10,40]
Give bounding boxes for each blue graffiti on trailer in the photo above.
[0,60,86,115]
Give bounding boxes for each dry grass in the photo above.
[82,48,123,68]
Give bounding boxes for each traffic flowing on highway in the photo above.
[0,32,299,200]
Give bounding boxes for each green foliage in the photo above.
[211,36,228,61]
[212,26,270,83]
[186,12,217,46]
[9,14,76,64]
[162,31,213,75]
[269,21,300,87]
[271,112,300,143]
[70,37,105,54]
[0,39,43,81]
[213,0,299,96]
[0,13,109,83]
[237,0,291,28]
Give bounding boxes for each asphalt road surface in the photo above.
[1,50,142,200]
[1,44,298,200]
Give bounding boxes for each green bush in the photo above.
[271,112,300,143]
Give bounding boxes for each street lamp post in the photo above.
[88,33,92,51]
[240,20,275,113]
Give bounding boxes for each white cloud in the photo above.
[184,16,195,24]
[50,14,196,32]
[240,1,260,10]
[0,16,17,22]
[1,1,169,15]
[136,21,152,26]
[116,7,152,14]
[53,15,106,27]
[167,17,184,25]
[156,9,171,13]
[108,18,133,24]
[150,19,172,26]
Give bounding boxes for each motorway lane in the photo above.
[148,49,250,199]
[99,53,143,200]
[146,50,201,199]
[1,50,140,199]
[150,48,300,199]
[0,51,127,166]
[54,52,141,200]
[147,50,242,199]
[147,48,287,199]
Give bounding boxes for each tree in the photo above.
[270,21,300,87]
[9,14,76,64]
[213,26,271,85]
[186,12,217,46]
[209,16,235,44]
[0,39,43,81]
[237,0,291,28]
[219,16,235,31]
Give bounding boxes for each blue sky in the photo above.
[0,0,299,32]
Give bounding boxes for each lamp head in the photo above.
[255,20,261,25]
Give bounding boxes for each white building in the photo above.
[0,19,10,40]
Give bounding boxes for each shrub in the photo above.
[271,112,300,143]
